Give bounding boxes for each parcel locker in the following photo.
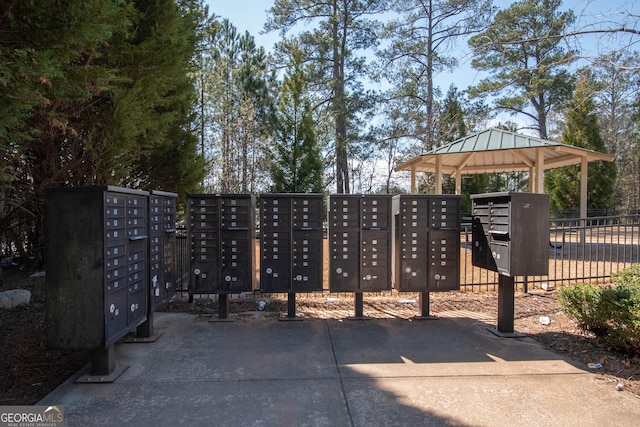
[329,194,392,292]
[260,194,323,293]
[46,186,150,350]
[392,195,461,292]
[471,192,549,276]
[148,190,177,311]
[187,194,256,294]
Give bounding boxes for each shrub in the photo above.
[558,264,640,353]
[557,283,608,334]
[611,263,640,287]
[600,284,640,352]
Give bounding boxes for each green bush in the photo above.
[557,264,640,353]
[557,283,608,334]
[612,263,640,287]
[601,284,640,352]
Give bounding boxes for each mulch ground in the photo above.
[1,269,638,405]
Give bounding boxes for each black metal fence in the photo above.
[175,214,640,295]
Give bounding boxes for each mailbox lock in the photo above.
[194,268,201,275]
[434,274,441,280]
[225,275,232,282]
[296,275,303,281]
[365,274,372,281]
[405,267,412,273]
[336,267,343,274]
[110,304,115,314]
[266,267,273,274]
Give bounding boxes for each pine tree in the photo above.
[266,0,387,193]
[203,18,274,192]
[0,0,205,257]
[544,76,617,211]
[468,0,575,139]
[271,43,323,193]
[379,0,493,152]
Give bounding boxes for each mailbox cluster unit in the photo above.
[329,194,392,292]
[148,190,178,311]
[471,192,550,276]
[187,194,256,295]
[392,195,461,292]
[46,186,177,351]
[260,194,324,293]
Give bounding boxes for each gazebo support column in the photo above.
[435,155,442,195]
[535,148,544,193]
[411,165,417,194]
[580,156,588,241]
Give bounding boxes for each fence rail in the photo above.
[175,214,640,296]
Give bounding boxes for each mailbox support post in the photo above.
[288,292,296,318]
[413,291,438,320]
[497,274,515,333]
[218,294,229,319]
[354,292,364,317]
[279,292,303,321]
[420,291,429,316]
[136,314,154,338]
[347,292,371,320]
[91,346,115,376]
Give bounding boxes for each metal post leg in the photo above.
[420,291,430,317]
[90,346,115,376]
[287,292,296,318]
[354,292,364,318]
[497,274,515,333]
[219,294,229,319]
[136,312,154,338]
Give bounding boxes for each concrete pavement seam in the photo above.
[325,319,356,427]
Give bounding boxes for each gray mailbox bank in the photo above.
[46,186,150,377]
[471,192,550,334]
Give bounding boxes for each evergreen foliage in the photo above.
[271,44,323,194]
[544,76,617,211]
[1,0,205,261]
[468,0,575,139]
[379,0,493,152]
[200,18,275,193]
[266,0,388,193]
[558,265,640,353]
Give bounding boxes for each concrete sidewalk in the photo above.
[40,311,640,426]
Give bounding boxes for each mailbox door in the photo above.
[427,230,459,291]
[261,229,292,293]
[361,229,391,291]
[330,229,360,291]
[188,196,221,293]
[291,230,323,292]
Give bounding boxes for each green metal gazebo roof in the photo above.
[393,128,614,218]
[395,127,613,176]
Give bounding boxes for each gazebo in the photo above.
[394,128,614,218]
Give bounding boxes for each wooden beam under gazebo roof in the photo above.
[394,128,614,218]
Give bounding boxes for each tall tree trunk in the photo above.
[333,0,349,194]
